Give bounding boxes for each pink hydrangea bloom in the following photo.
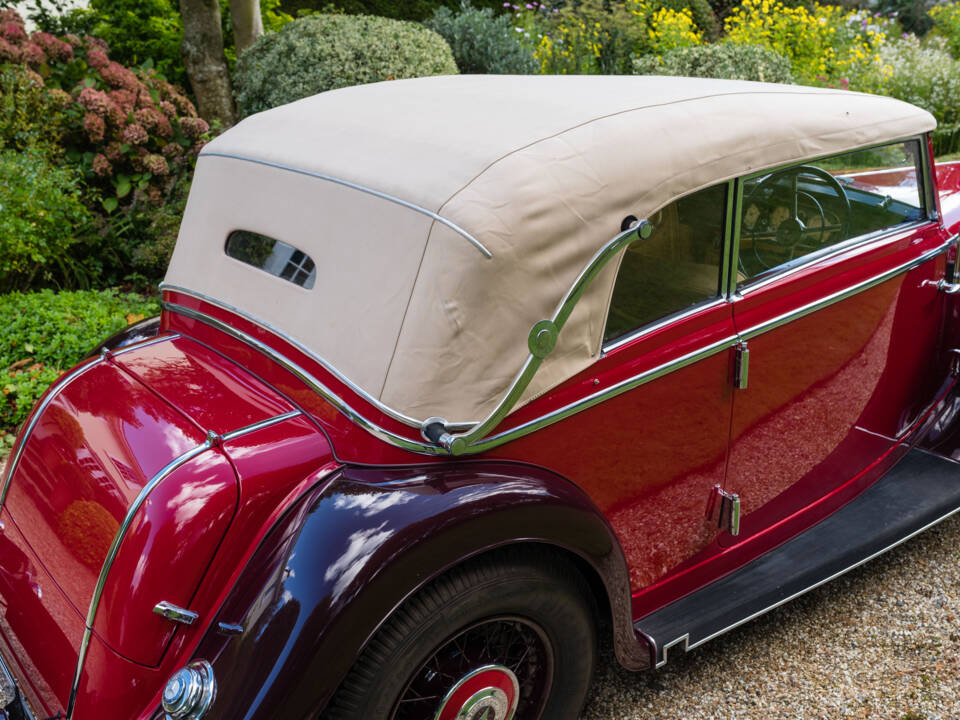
[84,113,105,142]
[19,41,46,67]
[23,69,44,87]
[77,87,111,116]
[92,154,112,177]
[179,117,210,140]
[104,142,123,162]
[142,154,169,176]
[0,21,26,43]
[121,123,148,145]
[100,61,138,91]
[108,89,136,115]
[31,32,72,62]
[157,100,177,119]
[63,34,82,48]
[161,142,184,158]
[84,36,109,54]
[87,49,109,70]
[135,108,172,138]
[0,38,19,63]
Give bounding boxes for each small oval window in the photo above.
[225,230,316,289]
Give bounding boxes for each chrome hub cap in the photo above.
[435,665,519,720]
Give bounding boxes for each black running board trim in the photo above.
[635,448,960,667]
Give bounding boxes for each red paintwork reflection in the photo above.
[0,508,84,717]
[93,451,237,666]
[5,360,202,613]
[493,302,736,592]
[726,224,944,542]
[118,336,293,435]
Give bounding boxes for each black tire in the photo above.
[324,549,597,720]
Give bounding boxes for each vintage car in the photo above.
[3,74,960,720]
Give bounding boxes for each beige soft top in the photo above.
[165,74,934,426]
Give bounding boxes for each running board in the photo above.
[635,448,960,668]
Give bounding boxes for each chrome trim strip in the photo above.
[738,220,930,295]
[221,410,302,441]
[601,298,727,355]
[465,333,740,455]
[66,407,300,718]
[199,152,493,259]
[158,283,442,429]
[0,333,180,508]
[660,487,960,665]
[160,302,449,456]
[67,439,213,719]
[0,358,101,507]
[737,240,951,342]
[0,645,37,719]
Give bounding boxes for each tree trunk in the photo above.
[179,0,237,128]
[229,0,264,55]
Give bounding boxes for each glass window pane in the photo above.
[738,140,925,285]
[604,183,727,343]
[225,230,317,289]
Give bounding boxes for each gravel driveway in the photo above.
[2,449,956,719]
[583,514,960,720]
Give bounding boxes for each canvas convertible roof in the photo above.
[165,74,935,425]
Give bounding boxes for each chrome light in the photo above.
[161,660,216,719]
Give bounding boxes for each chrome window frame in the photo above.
[729,135,934,297]
[601,179,736,354]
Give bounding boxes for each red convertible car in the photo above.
[3,75,960,720]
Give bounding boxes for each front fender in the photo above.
[188,461,647,720]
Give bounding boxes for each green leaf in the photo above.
[116,180,131,198]
[83,76,96,88]
[101,197,118,213]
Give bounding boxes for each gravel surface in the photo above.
[583,514,960,720]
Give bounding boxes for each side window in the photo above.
[604,183,727,344]
[738,140,925,284]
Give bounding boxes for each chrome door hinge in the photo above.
[707,485,741,536]
[923,278,960,294]
[734,341,749,390]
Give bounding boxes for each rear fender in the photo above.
[189,461,648,720]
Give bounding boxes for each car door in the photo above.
[723,137,950,545]
[496,181,741,608]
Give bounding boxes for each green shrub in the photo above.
[853,35,960,155]
[234,13,458,116]
[633,42,795,84]
[930,1,960,58]
[0,149,94,292]
[279,0,505,22]
[0,65,67,154]
[0,288,160,434]
[425,2,536,74]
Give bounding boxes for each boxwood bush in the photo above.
[633,42,795,84]
[0,289,160,444]
[424,2,536,74]
[0,148,94,293]
[234,13,459,116]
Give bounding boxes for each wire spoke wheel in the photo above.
[391,616,552,720]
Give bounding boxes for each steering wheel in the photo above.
[740,165,852,271]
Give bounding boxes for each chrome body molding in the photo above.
[0,333,180,508]
[158,283,446,430]
[161,300,450,456]
[199,152,493,259]
[164,237,950,457]
[601,297,728,355]
[65,409,301,719]
[736,239,952,342]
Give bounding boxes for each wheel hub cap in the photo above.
[435,665,519,720]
